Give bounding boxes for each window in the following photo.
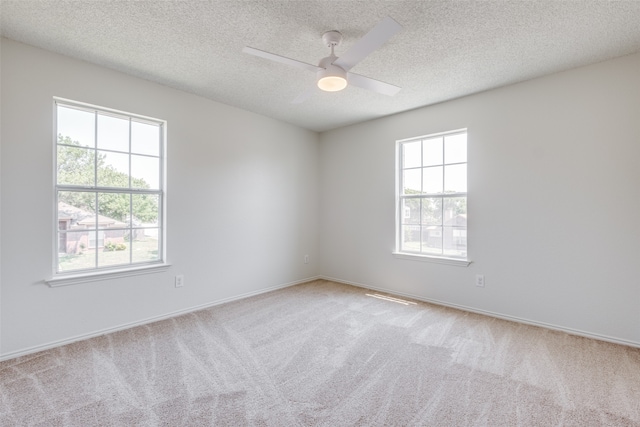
[54,99,165,274]
[396,129,467,260]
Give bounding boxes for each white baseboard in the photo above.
[0,275,321,362]
[320,275,640,349]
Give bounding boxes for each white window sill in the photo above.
[392,252,471,267]
[46,263,172,287]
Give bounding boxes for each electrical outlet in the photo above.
[475,274,485,287]
[304,254,309,264]
[175,275,184,288]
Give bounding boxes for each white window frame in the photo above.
[48,98,169,286]
[393,129,471,267]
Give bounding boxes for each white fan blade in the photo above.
[333,17,402,72]
[292,87,317,104]
[243,47,321,73]
[347,73,401,96]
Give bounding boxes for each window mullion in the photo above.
[94,111,98,187]
[128,117,132,189]
[440,138,445,255]
[56,185,161,195]
[129,193,133,265]
[128,119,133,265]
[94,191,99,269]
[419,139,424,252]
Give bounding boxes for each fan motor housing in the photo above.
[322,31,342,47]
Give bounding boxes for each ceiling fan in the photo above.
[243,17,402,103]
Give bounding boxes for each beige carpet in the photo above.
[1,280,639,426]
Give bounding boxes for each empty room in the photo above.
[1,1,639,425]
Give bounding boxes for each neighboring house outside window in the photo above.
[54,99,165,274]
[396,129,467,260]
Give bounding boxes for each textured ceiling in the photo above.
[2,1,640,132]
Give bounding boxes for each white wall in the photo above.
[2,37,638,358]
[0,38,320,357]
[319,52,640,346]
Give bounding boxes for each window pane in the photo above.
[421,198,442,226]
[403,169,421,194]
[98,238,130,268]
[132,229,160,263]
[132,194,160,225]
[97,114,129,152]
[443,195,467,258]
[444,164,466,193]
[58,230,95,272]
[97,151,130,187]
[444,226,467,256]
[403,141,421,169]
[97,193,130,228]
[57,146,95,186]
[58,191,96,229]
[131,155,160,190]
[58,230,89,256]
[422,166,443,194]
[401,224,420,252]
[131,121,160,156]
[57,105,95,148]
[422,137,442,167]
[421,226,442,254]
[402,199,420,224]
[443,197,467,223]
[445,133,467,164]
[89,230,105,249]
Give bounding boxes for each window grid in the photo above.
[397,130,467,259]
[54,99,165,274]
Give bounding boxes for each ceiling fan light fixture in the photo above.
[317,63,347,92]
[317,75,347,92]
